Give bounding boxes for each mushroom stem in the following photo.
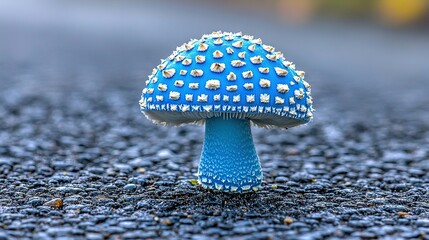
[198,117,263,192]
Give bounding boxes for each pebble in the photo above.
[123,184,137,192]
[291,172,316,183]
[416,219,429,227]
[43,198,63,208]
[129,158,152,168]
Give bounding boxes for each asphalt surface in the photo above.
[1,1,429,239]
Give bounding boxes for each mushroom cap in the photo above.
[139,31,314,128]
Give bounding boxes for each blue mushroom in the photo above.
[139,31,314,193]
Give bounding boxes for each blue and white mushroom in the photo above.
[139,31,314,193]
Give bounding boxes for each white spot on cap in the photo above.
[197,94,208,102]
[197,43,209,52]
[231,60,246,67]
[226,72,236,81]
[151,77,158,84]
[210,63,226,73]
[190,69,204,77]
[243,83,253,90]
[242,71,253,79]
[223,95,229,102]
[184,43,194,51]
[226,47,234,54]
[214,94,221,101]
[205,79,221,90]
[189,83,199,89]
[262,44,275,52]
[174,80,184,87]
[260,94,270,103]
[307,111,313,118]
[195,55,206,63]
[158,84,168,92]
[246,95,255,103]
[238,52,246,59]
[169,91,180,100]
[296,70,305,79]
[175,55,185,62]
[233,95,240,103]
[170,104,177,111]
[226,85,238,91]
[247,44,256,52]
[274,67,288,77]
[294,89,304,99]
[142,88,147,94]
[212,31,223,38]
[303,80,311,89]
[157,62,167,70]
[275,96,284,104]
[289,97,295,104]
[180,70,187,76]
[203,106,213,112]
[250,56,263,64]
[259,79,271,88]
[214,38,223,45]
[167,51,177,60]
[139,98,146,108]
[182,105,190,112]
[185,94,193,101]
[293,76,301,82]
[232,41,243,48]
[156,95,164,102]
[146,97,152,103]
[307,98,313,105]
[252,38,262,45]
[225,35,234,41]
[182,58,192,66]
[282,61,292,67]
[242,34,253,40]
[266,54,277,61]
[162,69,176,79]
[258,67,269,74]
[151,68,157,75]
[146,88,154,94]
[213,50,224,59]
[276,84,289,93]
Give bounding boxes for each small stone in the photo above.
[157,149,173,159]
[283,217,294,224]
[291,172,316,183]
[124,184,137,192]
[416,219,429,227]
[129,158,152,168]
[275,176,288,183]
[189,179,199,186]
[43,198,63,208]
[397,211,410,217]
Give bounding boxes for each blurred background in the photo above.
[0,0,428,117]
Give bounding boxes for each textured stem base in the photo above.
[198,117,263,193]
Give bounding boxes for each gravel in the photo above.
[1,2,429,239]
[0,82,428,239]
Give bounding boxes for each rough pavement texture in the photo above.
[1,1,429,239]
